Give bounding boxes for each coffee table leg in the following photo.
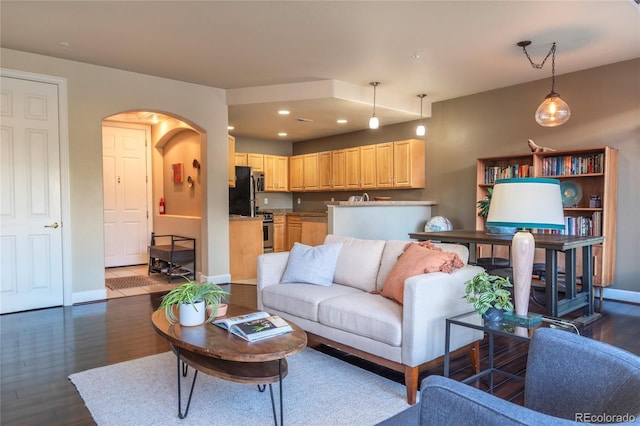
[176,346,199,419]
[267,359,284,426]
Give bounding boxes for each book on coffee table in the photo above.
[213,311,293,342]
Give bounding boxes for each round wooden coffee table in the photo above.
[151,304,307,423]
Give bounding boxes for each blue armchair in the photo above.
[378,328,640,425]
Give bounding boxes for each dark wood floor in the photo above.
[1,285,638,426]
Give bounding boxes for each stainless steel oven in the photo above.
[261,211,274,252]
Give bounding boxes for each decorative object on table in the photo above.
[424,216,453,232]
[517,41,571,127]
[527,139,556,153]
[158,280,229,326]
[502,311,542,327]
[486,178,565,318]
[463,272,514,321]
[477,188,516,234]
[207,302,228,319]
[560,180,583,207]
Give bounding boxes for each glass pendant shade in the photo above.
[369,115,379,129]
[535,92,571,127]
[416,123,426,136]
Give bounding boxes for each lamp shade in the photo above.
[535,93,571,127]
[486,178,565,230]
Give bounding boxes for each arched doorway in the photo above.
[102,111,205,296]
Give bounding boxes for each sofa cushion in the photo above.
[376,240,469,290]
[380,242,464,304]
[262,283,361,322]
[318,292,402,346]
[324,235,386,292]
[280,242,343,286]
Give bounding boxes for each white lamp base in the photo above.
[512,231,535,317]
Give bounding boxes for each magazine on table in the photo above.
[213,311,293,342]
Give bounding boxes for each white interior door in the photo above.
[0,75,64,313]
[103,125,150,267]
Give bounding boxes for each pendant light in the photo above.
[369,82,380,129]
[517,41,571,127]
[416,94,427,136]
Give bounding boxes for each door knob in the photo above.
[44,222,60,229]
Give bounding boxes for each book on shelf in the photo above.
[213,311,293,342]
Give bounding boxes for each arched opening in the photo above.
[102,110,206,297]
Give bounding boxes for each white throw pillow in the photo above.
[280,242,343,286]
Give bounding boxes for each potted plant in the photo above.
[158,280,229,326]
[464,272,514,321]
[477,188,516,235]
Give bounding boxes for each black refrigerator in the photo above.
[229,166,255,217]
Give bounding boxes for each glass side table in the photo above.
[444,311,581,392]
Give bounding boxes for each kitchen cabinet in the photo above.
[286,215,302,250]
[247,153,264,172]
[301,221,328,246]
[318,151,332,190]
[375,142,393,188]
[228,135,236,187]
[289,155,304,191]
[229,219,263,280]
[234,152,248,166]
[393,139,425,188]
[303,153,319,190]
[264,154,288,192]
[345,147,361,189]
[374,139,425,189]
[273,215,286,252]
[331,149,347,190]
[360,145,377,189]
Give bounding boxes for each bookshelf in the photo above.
[476,147,618,297]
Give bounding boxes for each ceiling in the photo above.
[2,1,639,142]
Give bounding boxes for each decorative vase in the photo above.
[482,307,505,322]
[206,302,228,319]
[179,300,206,326]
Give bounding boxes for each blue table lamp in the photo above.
[486,178,565,317]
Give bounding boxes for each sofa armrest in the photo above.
[256,252,290,310]
[412,376,579,426]
[401,265,485,366]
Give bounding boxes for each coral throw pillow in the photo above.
[380,241,464,304]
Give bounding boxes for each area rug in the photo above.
[68,347,408,426]
[105,275,163,290]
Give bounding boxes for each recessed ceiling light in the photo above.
[227,125,235,130]
[59,41,70,48]
[278,110,290,115]
[337,119,348,124]
[411,52,421,60]
[278,132,288,137]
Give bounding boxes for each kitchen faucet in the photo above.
[362,192,369,201]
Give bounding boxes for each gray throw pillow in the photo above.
[280,242,343,286]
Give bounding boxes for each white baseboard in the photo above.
[600,288,640,304]
[72,288,107,305]
[200,273,231,285]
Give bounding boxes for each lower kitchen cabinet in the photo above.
[229,219,263,280]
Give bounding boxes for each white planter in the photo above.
[179,301,205,326]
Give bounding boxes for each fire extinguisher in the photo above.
[159,197,165,215]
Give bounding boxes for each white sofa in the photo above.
[257,235,484,405]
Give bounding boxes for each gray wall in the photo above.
[295,59,640,294]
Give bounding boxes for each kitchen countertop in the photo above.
[325,200,437,206]
[229,215,264,222]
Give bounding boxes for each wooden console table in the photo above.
[409,230,604,323]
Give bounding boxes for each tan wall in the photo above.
[1,48,230,297]
[162,129,202,217]
[295,59,640,293]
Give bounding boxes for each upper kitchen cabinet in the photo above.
[228,135,236,187]
[234,152,248,166]
[345,147,361,190]
[247,153,264,172]
[264,154,289,192]
[373,139,426,189]
[360,145,377,189]
[289,153,321,191]
[318,151,333,191]
[331,149,347,190]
